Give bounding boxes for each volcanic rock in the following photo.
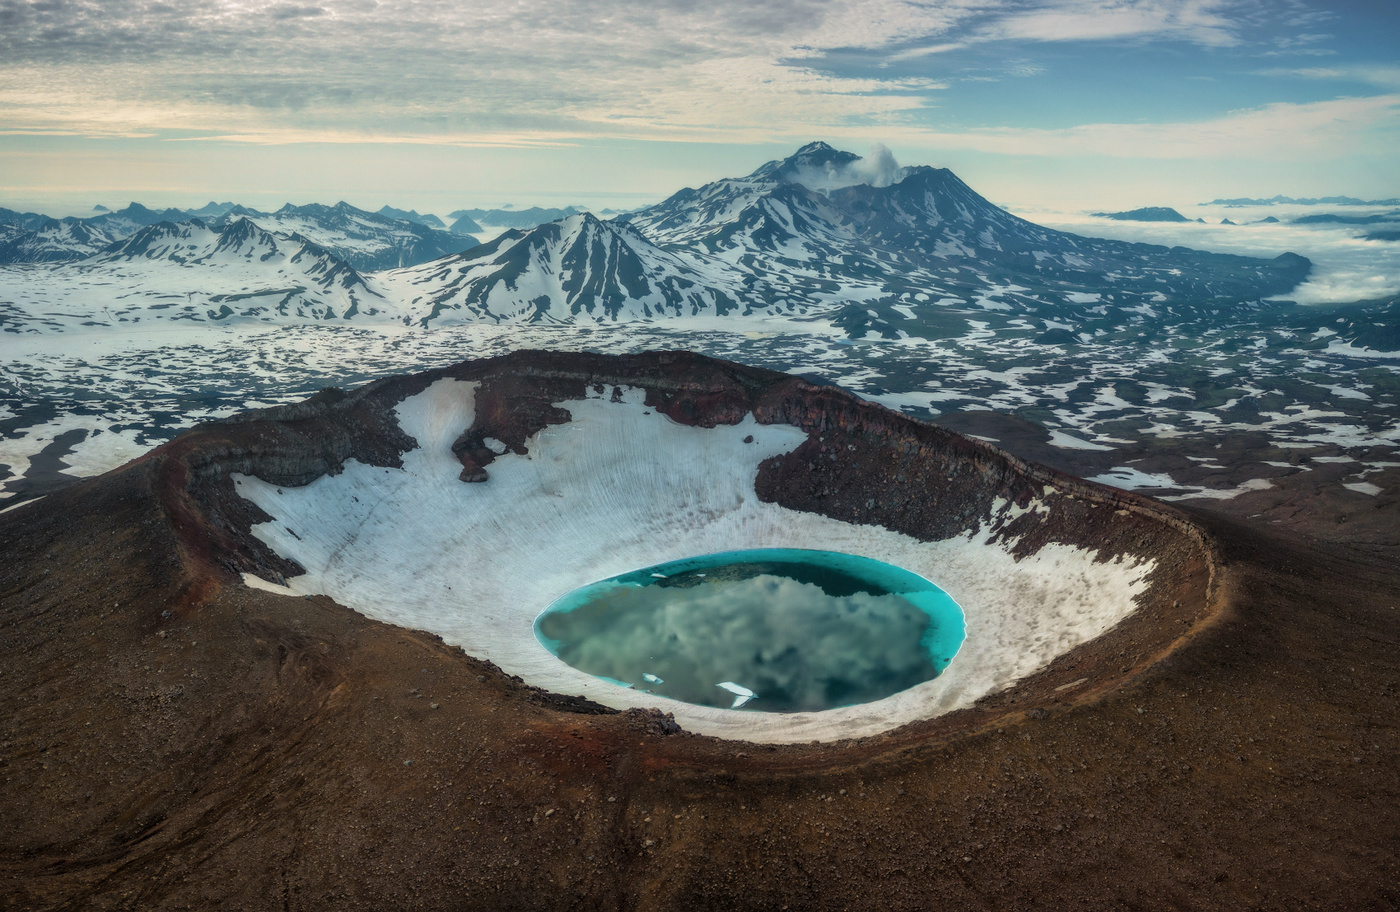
[1,351,1397,910]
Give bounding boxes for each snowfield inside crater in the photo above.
[234,379,1155,743]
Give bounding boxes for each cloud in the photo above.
[1254,65,1400,90]
[0,0,1371,150]
[540,574,942,712]
[0,0,974,142]
[978,0,1244,47]
[267,4,325,20]
[907,93,1400,160]
[1254,66,1345,79]
[789,143,909,190]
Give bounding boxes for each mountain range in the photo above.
[0,201,477,271]
[447,206,592,236]
[0,143,1313,335]
[1204,194,1400,207]
[398,142,1310,328]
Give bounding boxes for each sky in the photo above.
[0,0,1396,215]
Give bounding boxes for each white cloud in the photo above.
[906,93,1400,159]
[1,0,1387,210]
[0,0,1300,145]
[1254,67,1347,79]
[1254,65,1400,90]
[980,0,1244,47]
[0,0,980,142]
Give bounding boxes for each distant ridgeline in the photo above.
[384,143,1312,326]
[1090,202,1400,236]
[1203,195,1400,207]
[1092,207,1200,223]
[0,201,478,272]
[446,206,602,236]
[0,143,1315,332]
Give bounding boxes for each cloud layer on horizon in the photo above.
[0,0,1391,157]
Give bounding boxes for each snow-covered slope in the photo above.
[621,177,775,247]
[86,203,195,239]
[377,206,447,230]
[828,168,1311,300]
[631,179,863,264]
[831,166,1066,263]
[0,218,400,332]
[0,143,1316,334]
[218,202,475,271]
[0,218,116,264]
[620,143,1311,314]
[448,206,582,235]
[379,213,748,324]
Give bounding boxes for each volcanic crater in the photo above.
[206,351,1213,741]
[5,351,1396,911]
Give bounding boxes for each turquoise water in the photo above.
[534,549,965,713]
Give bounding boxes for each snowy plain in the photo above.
[2,200,1397,509]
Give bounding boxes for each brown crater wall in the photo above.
[141,350,1219,731]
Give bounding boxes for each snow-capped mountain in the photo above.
[367,143,1316,332]
[825,167,1308,300]
[620,141,893,251]
[0,143,1316,337]
[0,218,117,263]
[0,207,57,232]
[0,218,401,332]
[380,213,744,324]
[377,206,448,230]
[87,202,197,239]
[622,143,1311,312]
[449,206,584,235]
[211,202,475,271]
[0,201,474,270]
[99,216,358,283]
[96,217,381,308]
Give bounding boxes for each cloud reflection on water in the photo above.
[539,572,948,713]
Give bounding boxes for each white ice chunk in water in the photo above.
[718,681,756,708]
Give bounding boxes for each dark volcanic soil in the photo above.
[2,351,1398,911]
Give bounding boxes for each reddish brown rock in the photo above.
[0,350,1396,911]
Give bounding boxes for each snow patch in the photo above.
[241,572,299,596]
[1046,429,1115,451]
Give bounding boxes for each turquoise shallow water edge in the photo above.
[535,549,966,713]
